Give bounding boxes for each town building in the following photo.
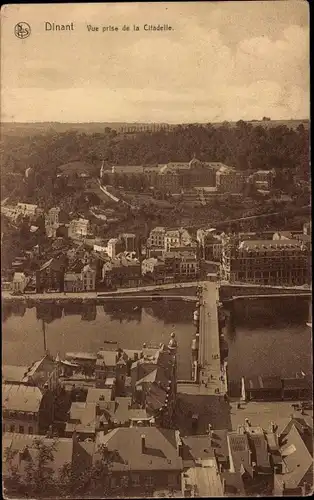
[131,335,178,428]
[141,257,166,284]
[3,431,94,484]
[120,233,136,253]
[242,374,312,402]
[216,166,244,193]
[273,418,313,496]
[16,203,43,218]
[221,237,310,285]
[36,257,66,293]
[102,253,142,288]
[164,228,193,252]
[197,228,222,261]
[303,221,311,236]
[45,207,69,238]
[107,237,125,259]
[93,427,183,494]
[11,272,29,293]
[21,353,61,392]
[250,170,275,191]
[68,218,91,239]
[162,251,199,281]
[64,272,83,292]
[81,264,96,291]
[146,227,166,257]
[2,383,54,435]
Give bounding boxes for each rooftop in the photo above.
[3,433,74,478]
[95,427,183,471]
[2,384,43,413]
[278,424,313,489]
[239,239,304,251]
[86,387,113,404]
[96,350,118,367]
[65,352,98,361]
[2,365,28,383]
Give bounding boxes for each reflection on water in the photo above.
[2,299,312,386]
[2,300,195,381]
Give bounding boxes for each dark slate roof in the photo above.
[278,424,313,489]
[222,471,245,495]
[182,431,229,465]
[3,433,74,478]
[94,427,183,471]
[227,432,253,477]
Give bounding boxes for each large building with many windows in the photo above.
[221,237,310,286]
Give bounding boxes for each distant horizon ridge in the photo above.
[1,118,309,125]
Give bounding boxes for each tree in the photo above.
[4,438,59,498]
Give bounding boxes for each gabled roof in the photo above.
[2,365,28,383]
[222,471,245,495]
[3,433,74,478]
[94,427,183,471]
[227,432,253,477]
[39,257,65,272]
[2,384,43,413]
[246,427,270,470]
[278,424,313,489]
[96,350,117,367]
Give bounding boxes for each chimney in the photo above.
[245,418,251,427]
[141,434,146,453]
[270,421,278,433]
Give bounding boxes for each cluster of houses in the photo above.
[5,222,205,294]
[3,334,313,497]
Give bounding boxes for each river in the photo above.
[2,299,312,386]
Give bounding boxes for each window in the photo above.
[168,474,177,486]
[2,423,5,432]
[10,425,15,433]
[146,476,154,486]
[121,476,129,487]
[28,426,33,434]
[110,477,116,488]
[19,425,24,434]
[131,474,140,486]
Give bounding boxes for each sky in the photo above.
[1,1,310,123]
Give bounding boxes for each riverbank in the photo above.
[1,281,202,303]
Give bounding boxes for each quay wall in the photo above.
[219,283,311,301]
[226,295,309,325]
[219,283,312,302]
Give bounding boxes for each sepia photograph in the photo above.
[1,1,312,498]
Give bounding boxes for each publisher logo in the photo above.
[14,22,31,39]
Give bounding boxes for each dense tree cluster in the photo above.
[4,437,115,499]
[0,121,310,239]
[1,120,309,182]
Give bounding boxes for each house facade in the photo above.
[2,383,54,435]
[36,258,66,292]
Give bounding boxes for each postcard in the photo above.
[1,2,312,499]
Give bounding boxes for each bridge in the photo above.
[178,279,227,398]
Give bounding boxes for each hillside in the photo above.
[1,119,309,137]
